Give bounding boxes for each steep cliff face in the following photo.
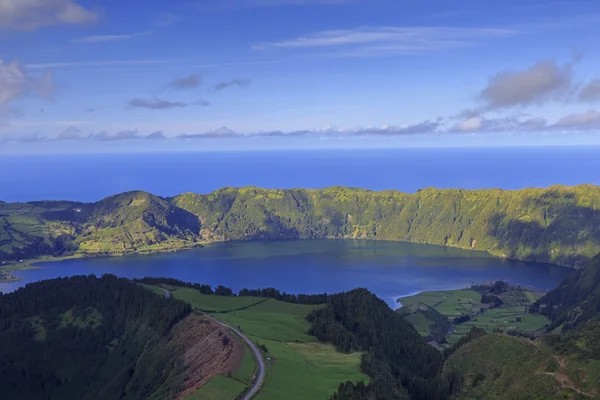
[173,184,600,268]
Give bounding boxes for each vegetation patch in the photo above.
[59,307,102,329]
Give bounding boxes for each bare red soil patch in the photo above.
[169,313,243,399]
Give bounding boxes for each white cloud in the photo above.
[480,59,575,109]
[451,114,548,133]
[72,32,150,44]
[454,117,484,132]
[0,59,54,108]
[0,0,97,31]
[254,26,516,56]
[552,109,600,130]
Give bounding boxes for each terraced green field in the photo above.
[399,288,550,343]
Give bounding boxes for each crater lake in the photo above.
[0,240,571,306]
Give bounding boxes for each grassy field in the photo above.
[400,290,482,316]
[399,288,551,344]
[166,286,367,400]
[255,339,368,400]
[185,374,248,400]
[402,310,434,337]
[216,299,319,343]
[170,287,264,312]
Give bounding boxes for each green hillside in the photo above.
[446,334,582,400]
[0,191,202,261]
[447,254,600,399]
[3,184,600,268]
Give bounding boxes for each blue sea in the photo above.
[1,147,599,202]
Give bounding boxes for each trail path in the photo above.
[526,339,597,398]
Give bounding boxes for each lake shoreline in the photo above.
[0,242,209,283]
[0,237,574,286]
[0,240,571,310]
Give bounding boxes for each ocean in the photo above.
[1,146,599,202]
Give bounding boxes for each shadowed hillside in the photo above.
[174,184,600,268]
[531,253,600,362]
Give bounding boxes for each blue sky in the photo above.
[1,0,600,152]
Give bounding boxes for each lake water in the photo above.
[0,240,571,307]
[1,147,600,202]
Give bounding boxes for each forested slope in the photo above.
[3,184,600,268]
[0,275,238,400]
[307,288,459,400]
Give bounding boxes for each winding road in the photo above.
[160,288,266,400]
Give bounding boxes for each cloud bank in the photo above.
[479,60,575,110]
